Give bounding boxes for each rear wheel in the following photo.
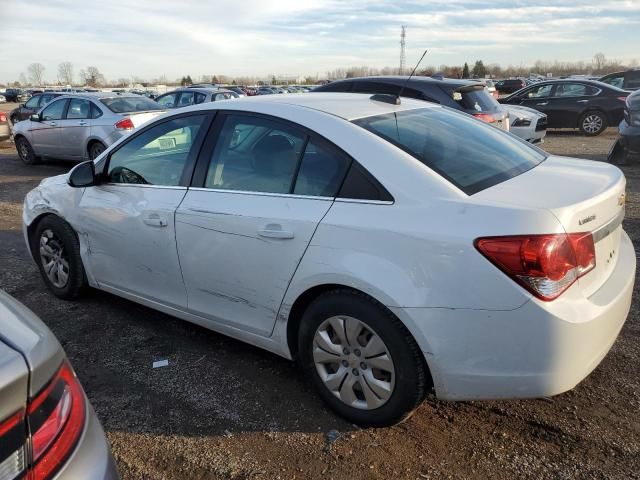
[579,111,607,136]
[298,289,428,426]
[88,141,106,160]
[16,137,40,165]
[33,216,87,300]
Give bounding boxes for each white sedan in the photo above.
[504,104,548,144]
[22,93,634,426]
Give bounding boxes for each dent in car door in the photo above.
[174,113,346,335]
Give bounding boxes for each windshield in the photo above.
[100,96,162,113]
[353,107,546,195]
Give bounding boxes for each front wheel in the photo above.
[298,289,429,426]
[580,111,607,136]
[33,216,87,300]
[16,137,40,165]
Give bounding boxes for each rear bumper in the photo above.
[55,400,119,479]
[619,119,640,154]
[398,230,635,401]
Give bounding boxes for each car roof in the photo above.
[53,92,148,101]
[187,92,437,120]
[326,75,478,88]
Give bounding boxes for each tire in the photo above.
[33,216,87,300]
[88,141,106,160]
[15,137,40,165]
[298,289,428,427]
[579,111,607,136]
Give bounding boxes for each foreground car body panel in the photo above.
[0,290,119,479]
[22,94,635,404]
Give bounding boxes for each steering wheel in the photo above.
[110,166,149,184]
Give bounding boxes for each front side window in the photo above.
[157,93,177,108]
[66,99,91,119]
[525,84,553,98]
[354,108,546,195]
[40,99,67,121]
[205,115,306,194]
[107,115,206,186]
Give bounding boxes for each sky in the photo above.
[0,0,639,83]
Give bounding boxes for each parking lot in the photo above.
[0,126,637,479]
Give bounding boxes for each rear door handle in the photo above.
[78,121,88,126]
[536,102,548,106]
[258,224,294,239]
[47,121,57,126]
[143,214,168,227]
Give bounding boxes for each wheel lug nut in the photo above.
[341,360,349,367]
[343,348,350,355]
[354,349,361,356]
[352,368,359,376]
[360,362,367,370]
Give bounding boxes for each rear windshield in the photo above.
[353,107,546,195]
[100,96,162,113]
[454,88,499,112]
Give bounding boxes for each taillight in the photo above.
[473,113,496,123]
[0,112,7,122]
[27,361,86,480]
[114,117,134,130]
[475,232,596,301]
[0,411,27,480]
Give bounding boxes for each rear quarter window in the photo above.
[353,107,546,195]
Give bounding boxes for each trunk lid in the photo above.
[476,156,626,297]
[0,290,65,397]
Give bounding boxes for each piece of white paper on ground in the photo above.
[153,359,169,368]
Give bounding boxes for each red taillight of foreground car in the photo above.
[0,112,7,123]
[114,117,134,130]
[618,96,628,103]
[27,361,86,480]
[475,233,596,301]
[473,113,496,124]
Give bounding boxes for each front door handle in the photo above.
[78,121,88,126]
[258,224,294,239]
[143,214,168,227]
[536,102,548,106]
[47,121,57,126]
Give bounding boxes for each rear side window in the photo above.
[554,84,597,97]
[354,108,546,195]
[293,140,350,197]
[66,99,91,119]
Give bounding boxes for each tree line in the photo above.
[5,53,637,88]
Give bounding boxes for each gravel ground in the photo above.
[0,128,638,479]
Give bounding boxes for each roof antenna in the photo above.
[397,49,428,100]
[370,49,428,105]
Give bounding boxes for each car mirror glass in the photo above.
[30,114,40,122]
[68,160,97,188]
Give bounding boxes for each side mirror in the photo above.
[30,114,40,122]
[68,161,98,188]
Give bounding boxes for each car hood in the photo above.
[0,290,64,397]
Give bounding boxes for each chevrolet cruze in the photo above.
[22,93,634,426]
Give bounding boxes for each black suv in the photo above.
[494,79,526,95]
[599,70,640,91]
[2,88,30,103]
[313,76,509,130]
[9,92,65,125]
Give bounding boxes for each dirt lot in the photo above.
[0,129,638,480]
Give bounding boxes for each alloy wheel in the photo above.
[90,143,105,160]
[313,315,395,410]
[17,140,31,162]
[582,114,603,134]
[39,229,70,288]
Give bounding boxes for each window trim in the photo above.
[99,111,215,188]
[552,83,601,98]
[65,98,92,120]
[190,110,378,200]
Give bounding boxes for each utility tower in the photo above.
[399,26,407,75]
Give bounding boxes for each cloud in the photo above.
[0,0,638,83]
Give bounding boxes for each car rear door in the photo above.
[175,112,350,335]
[57,98,93,159]
[78,113,211,308]
[546,83,597,127]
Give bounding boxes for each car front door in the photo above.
[175,113,350,335]
[517,84,558,125]
[30,98,69,157]
[77,113,210,307]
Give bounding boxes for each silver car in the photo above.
[0,289,119,479]
[155,87,239,109]
[12,93,165,165]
